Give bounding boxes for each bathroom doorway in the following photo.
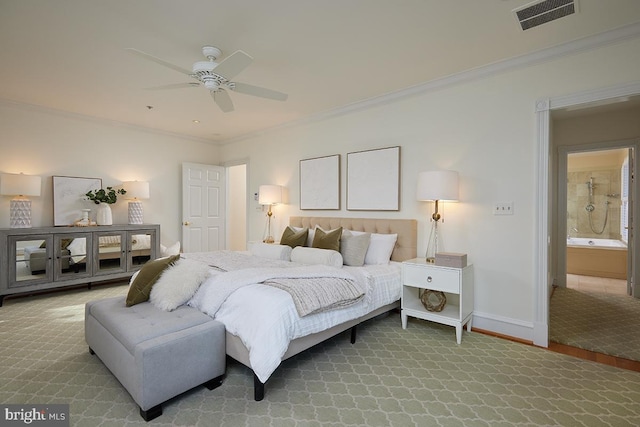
[550,142,640,362]
[565,147,632,297]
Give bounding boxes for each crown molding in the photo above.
[223,21,640,146]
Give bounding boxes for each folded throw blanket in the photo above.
[264,277,363,317]
[189,264,363,318]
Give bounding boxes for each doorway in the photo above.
[533,84,640,348]
[560,146,633,297]
[226,162,247,251]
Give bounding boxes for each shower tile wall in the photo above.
[567,169,621,239]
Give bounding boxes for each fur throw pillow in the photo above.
[150,258,211,311]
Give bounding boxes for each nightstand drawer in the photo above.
[403,264,460,293]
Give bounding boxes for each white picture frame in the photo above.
[300,155,340,210]
[347,146,400,211]
[53,176,102,226]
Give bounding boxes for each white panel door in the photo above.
[182,162,226,253]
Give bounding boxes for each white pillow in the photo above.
[150,258,212,311]
[349,231,397,265]
[250,243,292,261]
[160,241,181,257]
[291,246,343,268]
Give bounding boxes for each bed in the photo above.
[182,216,417,400]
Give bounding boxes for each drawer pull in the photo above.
[427,276,432,283]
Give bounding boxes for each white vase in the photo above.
[96,203,113,226]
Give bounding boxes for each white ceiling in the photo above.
[1,0,640,144]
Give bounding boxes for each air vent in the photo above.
[513,0,577,31]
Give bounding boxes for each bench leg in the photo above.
[140,404,162,422]
[204,374,224,390]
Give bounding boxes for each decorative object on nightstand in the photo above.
[122,181,150,224]
[259,184,283,243]
[416,170,459,263]
[402,258,473,344]
[0,173,41,228]
[420,289,446,312]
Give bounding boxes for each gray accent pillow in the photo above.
[340,230,371,266]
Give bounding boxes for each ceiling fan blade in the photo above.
[212,89,234,113]
[231,82,288,101]
[213,50,253,80]
[126,48,193,76]
[144,83,200,90]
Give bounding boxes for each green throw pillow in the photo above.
[312,227,342,252]
[125,254,181,307]
[280,226,308,248]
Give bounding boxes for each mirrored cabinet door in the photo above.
[94,232,126,275]
[9,235,53,286]
[128,231,155,271]
[54,233,93,281]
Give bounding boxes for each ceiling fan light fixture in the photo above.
[204,80,219,91]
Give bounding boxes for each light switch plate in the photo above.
[493,202,514,215]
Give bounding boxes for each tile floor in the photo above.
[566,273,629,295]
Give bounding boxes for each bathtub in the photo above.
[566,237,628,279]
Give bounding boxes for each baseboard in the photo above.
[472,311,535,343]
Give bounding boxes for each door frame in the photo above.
[534,82,640,347]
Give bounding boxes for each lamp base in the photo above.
[425,220,439,262]
[10,198,32,228]
[263,236,275,244]
[128,201,144,225]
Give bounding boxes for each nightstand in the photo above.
[401,258,474,344]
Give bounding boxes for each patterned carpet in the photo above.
[550,286,640,361]
[2,284,640,426]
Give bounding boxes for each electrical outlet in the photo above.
[493,202,514,215]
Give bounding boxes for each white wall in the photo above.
[0,101,220,246]
[221,36,640,340]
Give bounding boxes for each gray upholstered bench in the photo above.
[85,296,225,421]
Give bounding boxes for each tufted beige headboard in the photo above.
[289,216,417,262]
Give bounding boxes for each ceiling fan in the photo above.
[126,45,288,113]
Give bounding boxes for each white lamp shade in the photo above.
[416,170,459,201]
[259,185,283,205]
[0,173,41,197]
[122,181,150,200]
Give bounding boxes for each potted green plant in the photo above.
[85,187,126,225]
[85,187,126,204]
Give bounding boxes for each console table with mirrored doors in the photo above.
[0,224,160,306]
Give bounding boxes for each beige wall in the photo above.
[0,102,220,246]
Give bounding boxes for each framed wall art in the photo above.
[347,146,400,211]
[53,176,102,226]
[299,154,340,210]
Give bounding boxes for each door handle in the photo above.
[183,221,190,226]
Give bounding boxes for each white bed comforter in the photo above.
[185,251,402,383]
